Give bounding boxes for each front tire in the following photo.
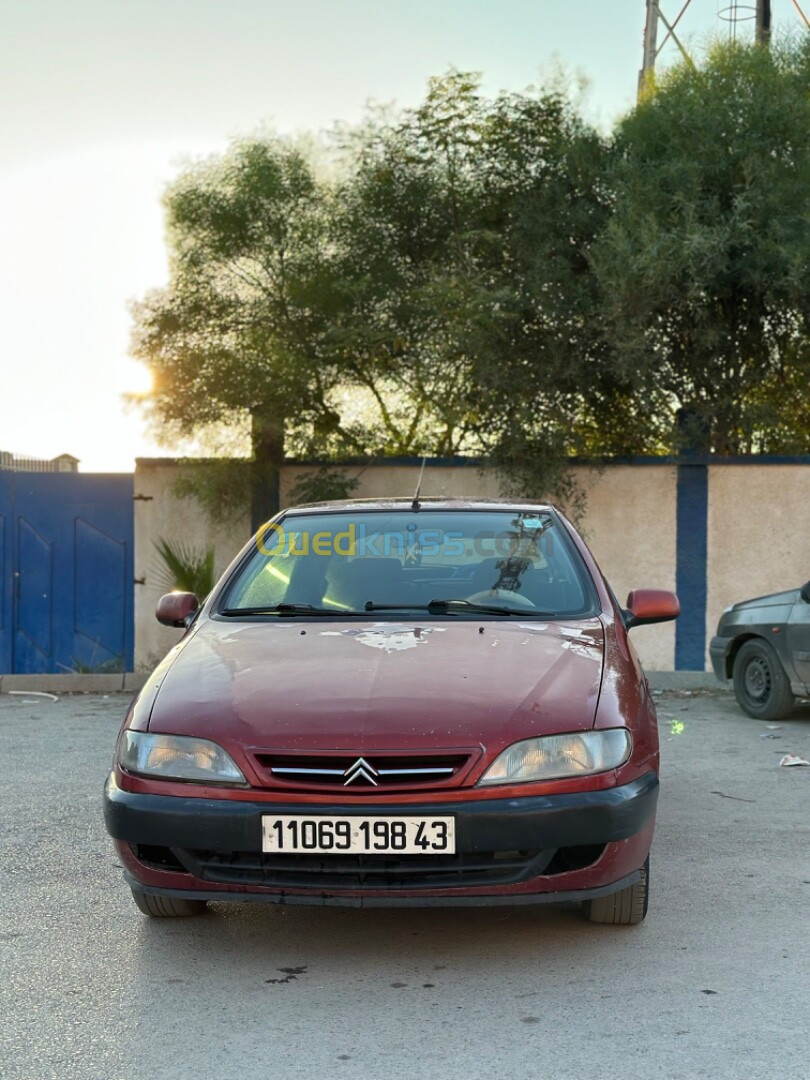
[131,889,207,918]
[583,859,649,925]
[732,639,794,720]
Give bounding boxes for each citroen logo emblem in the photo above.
[343,757,378,786]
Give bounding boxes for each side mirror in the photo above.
[624,589,680,629]
[156,592,199,628]
[800,581,810,604]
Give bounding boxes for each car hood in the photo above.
[729,587,800,612]
[147,617,605,753]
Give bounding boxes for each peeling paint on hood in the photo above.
[319,623,446,653]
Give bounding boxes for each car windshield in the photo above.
[220,508,598,619]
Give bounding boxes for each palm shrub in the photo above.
[153,537,216,599]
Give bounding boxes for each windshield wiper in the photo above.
[221,604,362,617]
[364,599,557,617]
[223,600,557,618]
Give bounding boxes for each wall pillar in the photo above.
[675,461,708,670]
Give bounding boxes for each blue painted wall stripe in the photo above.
[675,463,708,670]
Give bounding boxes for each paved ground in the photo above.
[1,689,809,1080]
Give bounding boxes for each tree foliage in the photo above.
[132,42,810,526]
[594,39,810,453]
[131,141,350,526]
[331,73,617,499]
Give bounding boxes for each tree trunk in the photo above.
[250,409,284,534]
[676,405,712,455]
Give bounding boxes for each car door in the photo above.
[786,584,810,689]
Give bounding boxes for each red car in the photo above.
[104,500,679,924]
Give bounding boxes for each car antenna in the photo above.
[411,456,427,512]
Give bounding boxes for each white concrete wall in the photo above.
[136,459,680,672]
[574,465,678,671]
[134,462,250,671]
[280,461,503,504]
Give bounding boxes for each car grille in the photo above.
[172,847,558,890]
[251,752,476,792]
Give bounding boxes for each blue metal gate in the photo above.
[0,473,134,674]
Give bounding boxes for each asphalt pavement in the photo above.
[1,689,809,1080]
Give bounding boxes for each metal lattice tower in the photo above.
[718,1,771,42]
[638,0,787,100]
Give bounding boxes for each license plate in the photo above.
[262,815,455,855]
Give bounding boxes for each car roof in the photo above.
[282,497,557,515]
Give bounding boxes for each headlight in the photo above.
[478,729,631,786]
[118,731,247,785]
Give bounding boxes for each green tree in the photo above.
[131,140,352,530]
[132,50,810,530]
[464,95,620,495]
[133,72,614,521]
[328,72,615,500]
[325,72,510,457]
[592,39,810,454]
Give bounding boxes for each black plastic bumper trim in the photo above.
[104,771,658,854]
[709,635,732,680]
[125,869,642,908]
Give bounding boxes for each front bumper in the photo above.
[709,634,733,681]
[104,771,659,907]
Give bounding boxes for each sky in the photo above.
[0,0,801,471]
